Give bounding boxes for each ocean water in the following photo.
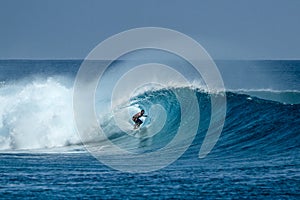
[0,60,299,199]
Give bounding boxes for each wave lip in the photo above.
[229,88,300,104]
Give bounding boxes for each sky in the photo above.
[0,0,299,60]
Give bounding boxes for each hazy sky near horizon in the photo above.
[0,0,299,59]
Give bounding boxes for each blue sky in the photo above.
[0,0,299,59]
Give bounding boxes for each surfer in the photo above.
[132,109,147,129]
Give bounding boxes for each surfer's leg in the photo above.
[137,119,143,126]
[134,119,142,129]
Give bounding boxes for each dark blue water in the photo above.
[0,60,299,199]
[1,152,298,199]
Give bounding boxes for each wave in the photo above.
[0,78,299,160]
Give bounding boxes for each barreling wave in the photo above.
[0,77,299,160]
[99,87,300,158]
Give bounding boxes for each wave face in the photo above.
[215,92,300,158]
[0,60,299,161]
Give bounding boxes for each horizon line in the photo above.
[0,58,299,61]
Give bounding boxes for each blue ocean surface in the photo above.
[0,60,299,199]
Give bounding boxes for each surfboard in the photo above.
[133,124,141,130]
